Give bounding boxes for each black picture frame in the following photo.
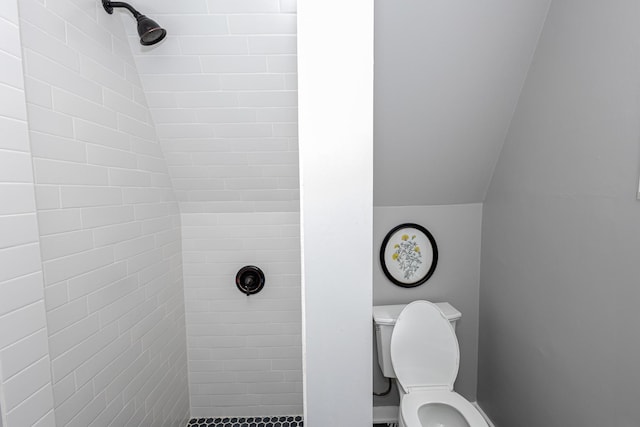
[379,223,438,288]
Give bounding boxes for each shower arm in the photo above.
[102,0,142,18]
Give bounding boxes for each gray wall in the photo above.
[478,0,640,426]
[373,204,482,405]
[373,0,550,206]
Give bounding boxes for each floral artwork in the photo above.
[380,223,438,288]
[392,234,422,280]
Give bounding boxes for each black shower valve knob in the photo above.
[235,266,265,295]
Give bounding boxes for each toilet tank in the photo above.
[373,302,461,378]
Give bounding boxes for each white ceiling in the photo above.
[122,0,552,209]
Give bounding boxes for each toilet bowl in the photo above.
[390,301,488,427]
[399,389,487,427]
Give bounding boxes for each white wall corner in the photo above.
[298,0,374,424]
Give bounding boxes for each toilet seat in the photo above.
[391,301,488,427]
[391,300,459,392]
[400,390,489,427]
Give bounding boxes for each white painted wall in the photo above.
[298,0,373,424]
[0,2,55,425]
[374,0,551,206]
[183,212,302,417]
[15,0,190,425]
[372,204,482,404]
[479,0,640,425]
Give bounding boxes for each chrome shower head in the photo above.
[102,1,167,46]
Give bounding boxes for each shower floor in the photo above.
[187,416,303,427]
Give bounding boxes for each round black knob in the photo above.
[235,266,265,295]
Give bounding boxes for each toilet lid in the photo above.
[390,300,459,390]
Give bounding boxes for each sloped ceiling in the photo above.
[120,0,551,209]
[374,0,551,206]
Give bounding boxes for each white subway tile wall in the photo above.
[0,2,55,426]
[16,0,190,425]
[1,0,300,421]
[125,0,299,214]
[183,212,301,417]
[124,0,302,417]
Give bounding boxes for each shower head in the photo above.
[136,15,167,46]
[102,1,167,46]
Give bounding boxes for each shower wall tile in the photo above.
[228,15,296,34]
[0,2,55,426]
[120,0,301,417]
[24,51,102,102]
[183,212,302,417]
[0,1,18,24]
[26,104,74,137]
[19,21,79,71]
[0,117,28,151]
[125,0,299,213]
[16,0,190,425]
[207,0,280,14]
[0,50,25,88]
[248,36,297,55]
[279,0,297,14]
[179,37,247,56]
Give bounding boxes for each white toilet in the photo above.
[375,300,488,427]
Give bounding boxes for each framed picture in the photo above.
[380,223,438,288]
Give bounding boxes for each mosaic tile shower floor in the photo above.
[188,416,303,427]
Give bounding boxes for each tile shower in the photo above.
[0,0,301,425]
